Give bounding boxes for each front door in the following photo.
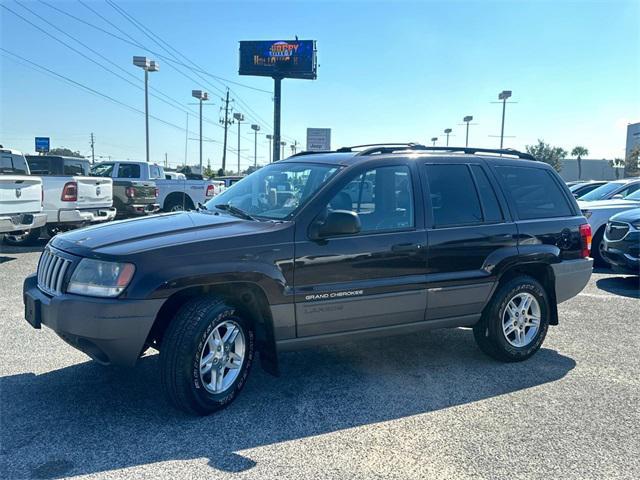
[293,162,428,337]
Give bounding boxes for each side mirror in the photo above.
[310,210,361,239]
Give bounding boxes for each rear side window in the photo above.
[26,157,53,175]
[425,164,482,227]
[118,163,140,179]
[149,165,162,179]
[470,165,503,223]
[0,154,29,174]
[496,166,572,219]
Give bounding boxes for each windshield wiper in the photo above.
[214,203,256,221]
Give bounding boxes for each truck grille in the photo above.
[37,248,73,296]
[605,221,629,241]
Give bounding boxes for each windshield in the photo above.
[206,162,339,219]
[579,182,623,201]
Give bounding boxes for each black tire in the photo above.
[591,227,607,268]
[3,227,42,246]
[473,275,550,362]
[160,296,255,415]
[164,194,194,212]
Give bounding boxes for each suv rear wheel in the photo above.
[473,275,549,362]
[160,297,255,415]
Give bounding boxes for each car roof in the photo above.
[0,148,25,156]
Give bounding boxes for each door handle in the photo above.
[391,243,421,253]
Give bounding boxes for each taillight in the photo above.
[579,223,592,258]
[154,187,159,198]
[61,181,77,202]
[125,186,136,198]
[206,184,215,197]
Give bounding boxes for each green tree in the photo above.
[48,147,83,158]
[525,140,567,172]
[608,158,625,179]
[203,165,216,178]
[571,146,589,180]
[625,145,640,178]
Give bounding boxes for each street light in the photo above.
[266,134,273,163]
[250,124,260,167]
[444,128,452,147]
[431,137,438,146]
[463,115,473,147]
[280,141,286,159]
[233,112,244,174]
[133,56,159,163]
[191,90,209,173]
[498,90,512,149]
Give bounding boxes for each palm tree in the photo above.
[571,146,589,180]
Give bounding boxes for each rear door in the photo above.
[0,153,42,215]
[293,160,428,337]
[422,159,518,321]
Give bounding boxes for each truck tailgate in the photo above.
[75,177,113,208]
[0,176,42,215]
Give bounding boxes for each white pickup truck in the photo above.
[1,147,47,244]
[23,155,116,240]
[92,160,218,212]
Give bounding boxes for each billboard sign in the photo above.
[239,40,317,79]
[35,137,50,153]
[306,128,331,151]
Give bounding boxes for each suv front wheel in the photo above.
[473,276,550,362]
[160,297,255,415]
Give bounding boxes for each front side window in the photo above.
[150,165,163,179]
[206,162,339,219]
[325,165,414,232]
[496,166,572,219]
[426,164,483,227]
[90,163,114,177]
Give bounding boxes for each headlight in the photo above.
[67,259,135,297]
[631,220,640,230]
[582,210,592,219]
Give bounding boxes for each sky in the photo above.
[1,0,639,172]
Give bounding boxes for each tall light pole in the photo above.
[233,112,244,174]
[133,56,159,163]
[250,124,260,167]
[266,134,273,163]
[444,128,452,146]
[280,141,286,159]
[498,90,512,149]
[191,90,209,173]
[463,115,473,147]
[431,137,438,146]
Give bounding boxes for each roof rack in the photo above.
[288,150,335,158]
[338,143,535,160]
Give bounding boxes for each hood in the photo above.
[578,199,640,210]
[610,207,640,223]
[51,211,285,257]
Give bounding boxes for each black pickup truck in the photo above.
[23,144,593,415]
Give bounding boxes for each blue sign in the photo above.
[35,137,50,153]
[239,40,317,79]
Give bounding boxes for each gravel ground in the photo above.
[1,242,639,480]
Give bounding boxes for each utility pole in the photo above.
[233,112,244,174]
[165,152,168,168]
[184,112,189,165]
[266,135,273,163]
[251,124,260,167]
[291,140,298,155]
[90,132,95,164]
[280,141,286,159]
[220,89,232,173]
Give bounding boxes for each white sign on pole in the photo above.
[306,128,331,151]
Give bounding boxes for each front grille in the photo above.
[37,248,73,296]
[605,221,630,241]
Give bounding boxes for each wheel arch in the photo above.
[148,281,280,375]
[163,191,195,211]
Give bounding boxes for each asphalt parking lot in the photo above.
[1,243,639,480]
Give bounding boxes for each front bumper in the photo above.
[551,258,593,303]
[602,233,640,275]
[57,207,116,224]
[0,212,47,233]
[23,274,163,366]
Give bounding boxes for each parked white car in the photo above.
[92,161,218,212]
[0,147,47,243]
[578,188,640,266]
[578,178,640,202]
[21,155,116,242]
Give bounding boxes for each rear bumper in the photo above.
[22,274,163,367]
[120,203,160,217]
[0,212,47,233]
[551,258,593,303]
[57,207,116,224]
